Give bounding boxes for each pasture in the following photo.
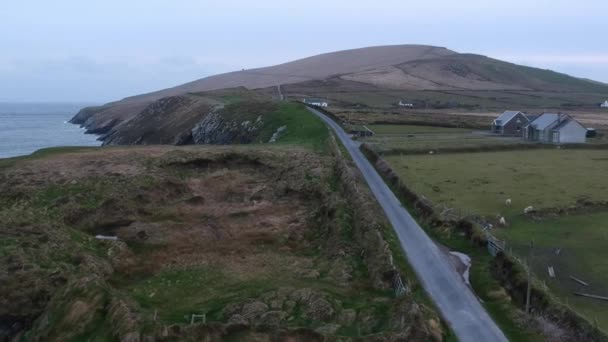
[384,149,608,332]
[365,132,530,154]
[385,149,608,216]
[368,124,471,134]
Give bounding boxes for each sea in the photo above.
[0,102,101,159]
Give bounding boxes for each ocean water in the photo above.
[0,103,101,159]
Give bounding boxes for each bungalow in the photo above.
[398,100,414,108]
[491,111,530,135]
[303,98,328,107]
[601,100,608,108]
[523,113,587,144]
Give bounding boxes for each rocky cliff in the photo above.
[72,88,281,147]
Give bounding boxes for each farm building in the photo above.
[398,100,414,108]
[303,98,329,107]
[523,113,587,144]
[491,111,530,135]
[601,100,608,108]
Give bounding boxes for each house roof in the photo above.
[304,98,325,103]
[493,111,524,125]
[553,116,586,131]
[552,118,573,131]
[527,113,585,132]
[527,113,561,130]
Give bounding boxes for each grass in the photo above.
[384,148,608,334]
[128,265,265,324]
[255,102,330,153]
[386,149,608,216]
[378,176,543,341]
[435,230,545,342]
[0,146,99,169]
[364,133,531,154]
[369,124,471,134]
[496,212,608,332]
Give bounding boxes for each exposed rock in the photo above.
[269,299,284,310]
[304,298,335,322]
[227,314,249,326]
[191,111,264,145]
[221,303,243,320]
[241,301,269,321]
[283,300,296,312]
[289,288,315,303]
[269,125,287,143]
[328,259,354,285]
[337,309,357,326]
[257,311,287,327]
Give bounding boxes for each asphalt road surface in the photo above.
[308,107,508,342]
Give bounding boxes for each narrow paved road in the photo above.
[308,107,508,342]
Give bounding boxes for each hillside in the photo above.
[71,44,608,140]
[0,143,443,341]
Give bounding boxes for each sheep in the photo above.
[505,198,512,206]
[429,150,435,155]
[499,216,507,227]
[524,206,535,214]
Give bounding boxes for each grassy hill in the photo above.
[72,44,608,138]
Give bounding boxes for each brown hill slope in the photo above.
[72,45,608,136]
[121,44,456,104]
[71,45,455,131]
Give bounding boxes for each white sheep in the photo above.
[499,216,507,227]
[505,198,512,206]
[524,206,535,214]
[429,150,435,155]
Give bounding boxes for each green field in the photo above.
[367,133,531,154]
[500,212,608,331]
[255,102,329,152]
[368,124,471,134]
[385,149,608,333]
[386,149,608,216]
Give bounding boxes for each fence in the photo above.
[359,142,608,340]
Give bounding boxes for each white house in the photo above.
[303,98,328,107]
[398,100,414,108]
[523,113,587,144]
[601,100,608,108]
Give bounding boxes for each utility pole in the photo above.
[525,240,534,314]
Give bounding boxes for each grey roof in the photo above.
[527,113,561,130]
[553,117,586,131]
[527,113,585,132]
[493,111,523,125]
[552,118,573,131]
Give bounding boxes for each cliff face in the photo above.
[70,87,278,147]
[190,111,264,145]
[101,95,211,145]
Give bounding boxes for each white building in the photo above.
[523,113,587,144]
[398,100,414,108]
[303,98,328,107]
[601,100,608,108]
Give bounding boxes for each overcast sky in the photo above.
[1,0,607,103]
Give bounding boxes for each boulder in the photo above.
[241,301,269,321]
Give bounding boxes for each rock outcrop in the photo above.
[191,111,264,145]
